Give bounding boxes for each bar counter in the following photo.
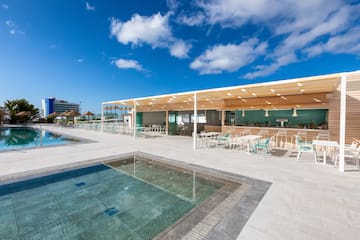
[219,125,329,142]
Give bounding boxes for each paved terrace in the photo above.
[0,125,359,240]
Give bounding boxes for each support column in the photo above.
[339,73,347,172]
[221,109,225,132]
[101,103,104,133]
[193,92,198,149]
[165,110,169,135]
[133,101,136,140]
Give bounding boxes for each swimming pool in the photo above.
[0,156,225,239]
[0,127,80,151]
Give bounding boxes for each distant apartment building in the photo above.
[41,97,80,117]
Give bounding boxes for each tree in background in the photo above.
[4,99,39,124]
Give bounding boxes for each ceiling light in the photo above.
[172,96,176,99]
[313,98,321,102]
[227,93,232,96]
[292,108,298,117]
[252,93,257,96]
[276,93,281,96]
[241,88,246,92]
[270,89,275,92]
[265,101,271,104]
[281,96,288,100]
[151,98,155,101]
[265,109,269,117]
[237,96,242,99]
[300,89,305,92]
[206,98,210,101]
[241,99,247,102]
[297,82,303,87]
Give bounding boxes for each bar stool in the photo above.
[258,129,269,138]
[276,130,287,148]
[291,131,307,148]
[240,129,251,136]
[315,132,329,140]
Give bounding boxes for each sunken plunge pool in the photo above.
[0,153,270,240]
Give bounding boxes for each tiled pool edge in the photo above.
[135,152,272,240]
[0,151,272,240]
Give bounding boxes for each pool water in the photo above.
[0,127,80,151]
[0,158,223,239]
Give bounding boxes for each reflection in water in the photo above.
[108,157,223,204]
[0,127,78,150]
[0,127,40,146]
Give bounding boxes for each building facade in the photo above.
[41,97,80,117]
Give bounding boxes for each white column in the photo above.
[133,101,136,140]
[221,109,225,132]
[165,110,169,135]
[339,73,347,172]
[101,103,104,133]
[193,92,197,149]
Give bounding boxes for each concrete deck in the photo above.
[1,125,359,240]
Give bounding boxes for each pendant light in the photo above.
[292,108,298,117]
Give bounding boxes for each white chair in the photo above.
[276,130,287,148]
[334,146,360,168]
[296,135,317,161]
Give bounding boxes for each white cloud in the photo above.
[304,27,360,57]
[198,0,283,27]
[177,13,205,26]
[113,58,146,72]
[183,0,360,78]
[167,0,179,11]
[170,40,191,58]
[85,2,95,11]
[110,12,191,58]
[190,39,267,74]
[244,3,359,78]
[5,20,24,35]
[110,13,172,47]
[2,4,8,9]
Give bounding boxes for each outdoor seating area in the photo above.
[193,130,360,169]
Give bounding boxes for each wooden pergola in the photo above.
[102,71,358,172]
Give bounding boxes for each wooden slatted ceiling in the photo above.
[103,73,341,111]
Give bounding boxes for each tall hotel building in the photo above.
[41,97,80,117]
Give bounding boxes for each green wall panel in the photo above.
[227,109,328,128]
[136,112,143,127]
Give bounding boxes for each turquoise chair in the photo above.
[296,135,316,161]
[253,137,272,153]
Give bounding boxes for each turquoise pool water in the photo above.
[0,127,80,151]
[0,158,223,239]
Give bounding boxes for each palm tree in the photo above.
[4,99,39,124]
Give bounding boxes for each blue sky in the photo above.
[1,0,360,113]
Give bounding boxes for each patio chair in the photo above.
[208,133,230,148]
[229,136,245,150]
[334,146,360,168]
[296,135,317,161]
[252,137,273,153]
